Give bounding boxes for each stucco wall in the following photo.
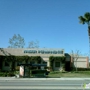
[0,48,64,57]
[73,57,89,68]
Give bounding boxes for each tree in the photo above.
[78,12,90,37]
[28,40,39,48]
[71,50,81,71]
[79,12,90,64]
[8,34,25,48]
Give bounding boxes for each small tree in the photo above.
[8,34,25,48]
[71,50,80,71]
[28,40,39,48]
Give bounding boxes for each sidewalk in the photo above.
[0,77,90,81]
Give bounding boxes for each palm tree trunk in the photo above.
[88,26,90,36]
[88,26,90,63]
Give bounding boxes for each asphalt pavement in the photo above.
[0,77,90,90]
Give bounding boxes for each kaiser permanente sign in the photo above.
[24,49,64,54]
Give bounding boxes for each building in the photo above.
[0,48,89,72]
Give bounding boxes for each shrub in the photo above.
[0,71,15,77]
[15,66,19,71]
[8,72,15,76]
[0,72,6,76]
[31,70,47,74]
[76,68,90,71]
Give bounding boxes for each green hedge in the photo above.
[0,72,15,77]
[31,70,47,74]
[0,55,42,71]
[77,68,90,71]
[0,55,42,62]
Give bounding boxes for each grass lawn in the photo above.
[48,71,90,78]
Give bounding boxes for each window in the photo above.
[52,51,57,54]
[55,62,60,67]
[5,61,9,66]
[58,50,63,54]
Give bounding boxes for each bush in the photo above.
[8,72,15,76]
[0,72,6,76]
[15,66,19,71]
[31,70,47,74]
[0,71,15,77]
[44,66,50,69]
[75,68,90,71]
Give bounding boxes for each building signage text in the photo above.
[24,50,63,54]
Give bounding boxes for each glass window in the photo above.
[28,50,31,53]
[58,50,63,54]
[38,50,40,53]
[55,62,60,67]
[44,51,47,54]
[50,51,53,54]
[24,50,27,53]
[53,51,57,54]
[41,50,44,54]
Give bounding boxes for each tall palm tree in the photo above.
[79,12,90,36]
[79,12,90,62]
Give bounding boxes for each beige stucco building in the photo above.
[71,56,89,68]
[0,48,89,71]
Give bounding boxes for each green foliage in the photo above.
[31,70,47,74]
[79,12,90,25]
[49,56,54,70]
[48,71,90,78]
[0,55,42,71]
[0,71,15,77]
[49,56,66,70]
[15,66,19,71]
[8,34,25,48]
[15,71,19,74]
[0,55,42,63]
[76,68,90,71]
[0,55,3,70]
[28,40,39,48]
[79,16,86,24]
[49,56,66,63]
[44,66,50,69]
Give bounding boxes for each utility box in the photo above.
[19,66,24,77]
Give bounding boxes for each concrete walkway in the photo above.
[0,77,90,81]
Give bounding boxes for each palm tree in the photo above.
[79,12,90,64]
[79,12,90,36]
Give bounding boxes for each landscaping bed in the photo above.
[0,71,90,78]
[48,71,90,78]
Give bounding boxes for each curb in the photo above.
[0,77,90,81]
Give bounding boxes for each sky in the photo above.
[0,0,90,55]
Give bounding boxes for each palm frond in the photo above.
[84,12,90,25]
[84,12,90,22]
[78,16,86,24]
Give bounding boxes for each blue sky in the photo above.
[0,0,90,55]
